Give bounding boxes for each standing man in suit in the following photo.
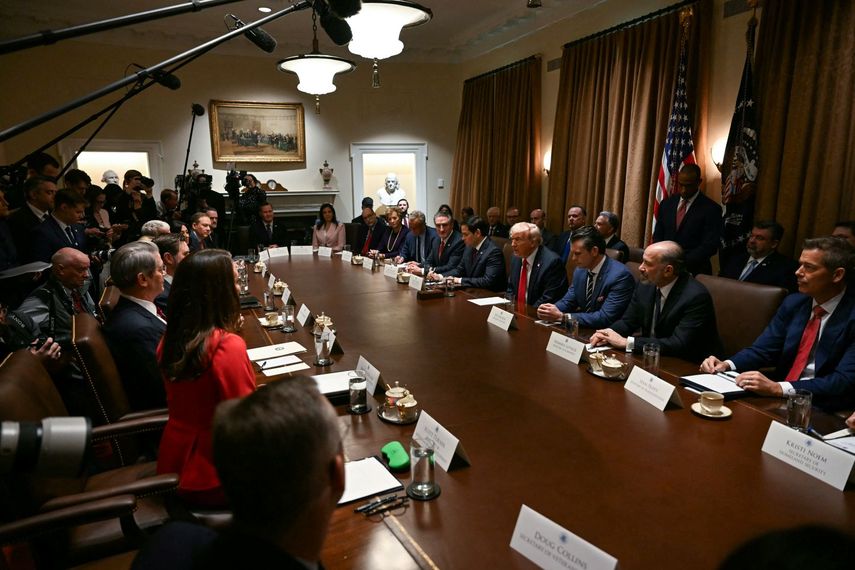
[530,208,557,251]
[29,189,87,262]
[505,206,521,227]
[103,241,167,412]
[188,212,212,253]
[8,176,56,260]
[506,222,568,309]
[204,207,221,248]
[485,207,509,238]
[553,205,588,262]
[432,216,507,291]
[538,226,635,329]
[396,211,436,265]
[595,211,630,262]
[407,211,463,276]
[251,203,286,249]
[153,233,189,311]
[701,237,855,409]
[590,241,722,362]
[652,164,721,275]
[718,220,798,292]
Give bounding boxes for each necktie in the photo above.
[266,224,273,241]
[676,199,688,229]
[785,305,827,381]
[518,258,528,310]
[361,227,373,255]
[416,236,422,262]
[739,259,759,281]
[71,290,86,314]
[562,238,571,263]
[156,306,167,322]
[65,226,77,246]
[438,240,446,260]
[651,289,663,336]
[585,270,596,311]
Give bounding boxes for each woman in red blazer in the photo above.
[156,248,256,507]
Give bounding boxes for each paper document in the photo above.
[469,297,510,306]
[256,355,302,369]
[310,370,355,395]
[246,342,307,361]
[262,362,310,377]
[821,427,855,440]
[0,261,50,279]
[680,373,745,396]
[338,457,403,505]
[826,436,855,455]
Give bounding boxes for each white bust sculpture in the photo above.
[376,172,406,206]
[101,170,119,185]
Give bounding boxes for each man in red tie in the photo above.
[506,222,567,310]
[701,236,855,410]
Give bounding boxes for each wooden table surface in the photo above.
[241,254,854,570]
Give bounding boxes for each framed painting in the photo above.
[209,100,306,163]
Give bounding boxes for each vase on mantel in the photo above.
[319,160,333,189]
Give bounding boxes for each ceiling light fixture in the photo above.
[277,9,356,113]
[345,0,432,88]
[527,0,543,8]
[258,6,273,13]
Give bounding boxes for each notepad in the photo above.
[309,370,355,397]
[680,373,746,399]
[337,457,403,505]
[246,342,307,361]
[469,297,509,306]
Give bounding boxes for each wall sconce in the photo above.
[543,149,552,176]
[711,137,727,173]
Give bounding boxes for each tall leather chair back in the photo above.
[626,261,641,282]
[98,285,121,321]
[502,242,514,276]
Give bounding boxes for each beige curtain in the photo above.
[754,0,855,255]
[547,1,709,247]
[450,57,542,219]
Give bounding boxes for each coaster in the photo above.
[406,482,441,501]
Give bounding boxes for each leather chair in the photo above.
[98,286,120,321]
[564,256,578,283]
[605,248,624,262]
[626,261,641,282]
[0,351,176,567]
[696,274,788,357]
[344,222,360,250]
[502,242,514,276]
[628,247,644,263]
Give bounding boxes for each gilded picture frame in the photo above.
[209,100,306,163]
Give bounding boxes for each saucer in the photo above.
[260,316,283,328]
[377,404,420,425]
[691,402,732,420]
[586,365,627,382]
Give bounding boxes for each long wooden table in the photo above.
[241,255,854,569]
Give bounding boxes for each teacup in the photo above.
[588,352,605,373]
[254,261,266,273]
[698,391,724,415]
[272,280,287,294]
[396,272,411,284]
[396,395,419,421]
[264,312,279,325]
[385,386,409,407]
[601,357,627,378]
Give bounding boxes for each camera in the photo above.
[31,337,48,350]
[140,175,154,188]
[0,417,91,476]
[224,169,246,202]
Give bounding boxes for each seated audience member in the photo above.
[103,242,167,411]
[397,211,436,264]
[506,206,520,227]
[538,226,635,328]
[188,212,212,252]
[701,236,855,409]
[0,189,18,271]
[459,206,474,222]
[63,168,91,196]
[132,378,344,570]
[507,222,568,309]
[139,220,171,241]
[5,152,59,209]
[311,203,345,251]
[397,198,410,228]
[376,207,409,257]
[204,207,221,248]
[153,233,189,311]
[553,205,588,262]
[355,206,385,255]
[157,249,256,507]
[252,202,286,249]
[351,197,374,224]
[530,208,557,250]
[832,220,855,247]
[29,189,88,262]
[595,211,630,262]
[431,216,507,292]
[8,176,57,260]
[407,211,463,276]
[590,241,722,362]
[718,220,798,292]
[172,221,191,242]
[157,188,180,222]
[485,206,509,238]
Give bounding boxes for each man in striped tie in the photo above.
[701,237,855,410]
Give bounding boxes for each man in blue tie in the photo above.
[718,220,798,292]
[552,205,587,262]
[29,189,87,262]
[396,211,436,264]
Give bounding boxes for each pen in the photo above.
[365,497,409,515]
[716,371,738,382]
[354,494,399,513]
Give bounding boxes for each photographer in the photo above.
[115,170,157,240]
[237,174,266,226]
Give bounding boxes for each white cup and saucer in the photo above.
[691,391,732,419]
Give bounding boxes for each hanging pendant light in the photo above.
[277,10,356,113]
[345,0,432,88]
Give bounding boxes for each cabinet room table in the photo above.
[238,253,854,570]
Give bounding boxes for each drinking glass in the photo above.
[642,342,661,376]
[348,371,369,414]
[406,439,440,500]
[787,390,812,432]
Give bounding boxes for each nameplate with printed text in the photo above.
[356,355,382,394]
[412,411,470,471]
[362,258,375,271]
[761,421,855,490]
[296,304,312,327]
[291,245,314,256]
[341,250,353,262]
[409,274,425,291]
[267,246,288,258]
[487,306,516,331]
[317,246,332,258]
[384,264,398,278]
[267,274,276,289]
[545,332,584,364]
[624,367,683,411]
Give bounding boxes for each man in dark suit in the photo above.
[832,220,855,247]
[485,207,509,238]
[396,211,436,264]
[552,205,588,262]
[530,208,557,251]
[408,211,463,276]
[251,202,287,248]
[590,241,722,362]
[203,207,221,248]
[507,222,568,309]
[351,197,374,224]
[103,241,167,412]
[595,211,630,262]
[29,189,87,262]
[433,216,507,291]
[153,233,189,311]
[188,211,212,253]
[355,207,386,255]
[8,176,56,260]
[719,220,798,292]
[702,236,855,410]
[652,164,721,275]
[538,226,635,328]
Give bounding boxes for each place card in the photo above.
[268,246,288,258]
[624,366,683,411]
[262,265,268,278]
[262,362,311,377]
[259,249,270,261]
[291,245,314,256]
[384,263,398,278]
[363,257,375,271]
[412,411,470,471]
[267,274,276,289]
[318,246,332,258]
[409,274,425,291]
[356,355,382,394]
[296,304,312,326]
[487,306,516,331]
[545,331,584,364]
[327,329,344,355]
[510,505,618,570]
[761,421,855,491]
[341,250,353,263]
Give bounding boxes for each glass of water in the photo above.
[406,439,440,500]
[787,389,812,432]
[348,371,370,414]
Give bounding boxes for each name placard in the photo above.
[262,265,268,278]
[487,306,516,331]
[409,274,425,291]
[290,245,314,256]
[761,421,855,490]
[341,250,353,263]
[412,411,470,472]
[545,332,584,364]
[268,246,288,258]
[624,367,683,411]
[363,258,375,271]
[267,274,276,289]
[281,287,292,304]
[510,505,618,570]
[296,304,312,327]
[384,264,398,278]
[355,355,382,394]
[318,246,332,258]
[260,249,270,261]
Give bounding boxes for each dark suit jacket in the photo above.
[556,256,636,328]
[540,228,558,251]
[355,220,386,254]
[424,231,464,274]
[103,296,167,411]
[377,225,410,257]
[251,220,287,248]
[0,220,18,270]
[447,237,507,291]
[29,217,86,262]
[155,280,171,312]
[399,227,437,263]
[730,289,855,409]
[605,235,630,263]
[652,192,722,275]
[506,246,568,307]
[487,223,509,238]
[552,229,575,261]
[188,230,206,253]
[719,251,798,293]
[7,205,44,261]
[611,273,722,362]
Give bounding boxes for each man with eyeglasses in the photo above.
[430,216,507,292]
[407,211,463,276]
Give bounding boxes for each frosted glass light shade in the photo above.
[277,54,356,95]
[346,1,432,60]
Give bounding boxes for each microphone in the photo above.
[326,0,362,19]
[312,1,355,46]
[227,14,277,53]
[130,63,180,90]
[191,103,205,117]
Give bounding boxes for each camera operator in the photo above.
[0,301,62,365]
[115,170,157,241]
[238,174,266,226]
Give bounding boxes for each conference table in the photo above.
[239,253,854,569]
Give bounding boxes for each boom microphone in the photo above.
[227,14,277,53]
[191,103,205,117]
[326,0,362,19]
[312,0,355,46]
[151,69,181,90]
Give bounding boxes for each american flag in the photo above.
[653,44,696,234]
